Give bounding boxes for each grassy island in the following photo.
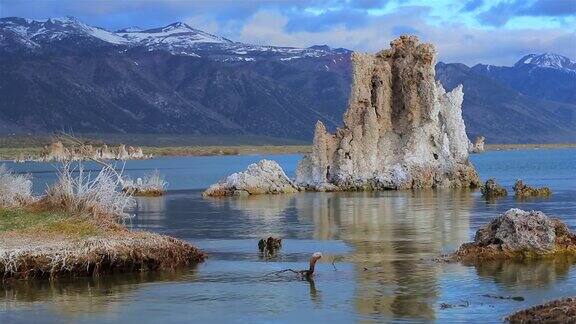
[0,165,204,280]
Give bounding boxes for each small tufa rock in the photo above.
[258,237,282,256]
[470,136,485,153]
[203,160,299,197]
[474,209,556,252]
[40,140,149,162]
[480,178,507,198]
[513,179,551,198]
[446,208,576,262]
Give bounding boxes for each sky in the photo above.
[0,0,575,65]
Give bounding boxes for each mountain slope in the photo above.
[436,62,575,143]
[0,17,351,139]
[471,53,576,105]
[0,16,574,143]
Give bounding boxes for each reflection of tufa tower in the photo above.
[294,190,472,321]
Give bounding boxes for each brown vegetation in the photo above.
[0,226,205,280]
[122,170,167,197]
[505,297,576,323]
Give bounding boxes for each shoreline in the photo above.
[0,143,574,161]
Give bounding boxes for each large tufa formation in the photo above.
[295,36,480,190]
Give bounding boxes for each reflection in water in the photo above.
[219,190,476,320]
[226,195,294,219]
[307,278,321,306]
[292,190,474,321]
[132,196,166,228]
[2,187,573,323]
[0,268,196,318]
[207,195,296,238]
[472,255,576,289]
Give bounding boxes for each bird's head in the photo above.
[311,252,322,263]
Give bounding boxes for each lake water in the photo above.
[1,149,575,323]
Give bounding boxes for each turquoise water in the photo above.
[1,148,575,323]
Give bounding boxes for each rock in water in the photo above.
[203,160,299,197]
[513,179,552,198]
[480,178,507,198]
[295,35,480,190]
[474,209,556,252]
[445,208,576,262]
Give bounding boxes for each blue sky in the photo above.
[1,0,574,65]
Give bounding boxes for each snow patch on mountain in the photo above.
[0,16,351,61]
[516,53,576,72]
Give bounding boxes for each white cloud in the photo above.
[234,8,576,65]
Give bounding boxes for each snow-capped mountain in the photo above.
[0,16,353,139]
[515,53,576,72]
[0,16,573,143]
[472,53,576,105]
[0,16,129,46]
[0,16,349,61]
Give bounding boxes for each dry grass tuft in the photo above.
[42,164,134,221]
[122,170,167,197]
[0,165,33,208]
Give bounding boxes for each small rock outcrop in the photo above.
[505,297,576,323]
[447,208,576,262]
[40,141,149,162]
[258,237,282,257]
[295,35,480,190]
[513,179,552,198]
[470,136,485,153]
[480,178,507,198]
[202,160,299,197]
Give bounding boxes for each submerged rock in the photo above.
[202,160,299,197]
[470,136,485,153]
[513,179,552,198]
[447,208,576,262]
[295,35,480,190]
[480,178,507,198]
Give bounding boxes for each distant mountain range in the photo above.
[0,16,574,143]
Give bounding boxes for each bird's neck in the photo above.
[308,259,317,274]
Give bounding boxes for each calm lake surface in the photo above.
[1,148,575,323]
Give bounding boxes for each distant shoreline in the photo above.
[484,143,576,151]
[0,143,575,161]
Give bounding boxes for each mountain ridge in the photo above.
[0,16,574,143]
